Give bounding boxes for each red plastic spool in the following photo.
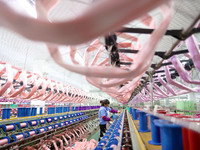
[182,118,200,150]
[165,113,182,117]
[157,110,167,114]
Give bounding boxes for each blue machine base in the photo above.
[138,129,150,132]
[148,140,161,145]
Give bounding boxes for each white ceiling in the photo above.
[0,0,200,101]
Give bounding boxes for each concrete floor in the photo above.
[87,129,100,141]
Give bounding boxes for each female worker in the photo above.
[98,99,121,141]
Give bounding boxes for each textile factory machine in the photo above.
[0,109,136,150]
[0,109,99,150]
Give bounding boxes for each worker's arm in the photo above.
[107,107,120,113]
[100,109,112,121]
[102,116,111,121]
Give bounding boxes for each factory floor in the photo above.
[87,129,100,141]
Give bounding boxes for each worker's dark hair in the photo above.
[100,99,110,106]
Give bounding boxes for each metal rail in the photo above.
[119,27,200,40]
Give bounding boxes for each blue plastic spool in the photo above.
[17,108,22,117]
[23,108,26,117]
[115,125,121,130]
[36,128,40,134]
[132,109,138,120]
[58,107,60,113]
[30,108,33,116]
[40,107,43,115]
[112,131,120,137]
[0,123,16,132]
[45,126,50,131]
[54,124,59,128]
[36,127,46,134]
[106,138,118,147]
[105,148,113,150]
[60,122,65,127]
[2,108,11,119]
[39,119,46,124]
[22,108,25,117]
[97,144,105,148]
[46,125,51,131]
[7,108,11,119]
[2,136,10,144]
[105,132,112,136]
[56,107,59,113]
[49,125,54,130]
[58,122,62,126]
[154,119,183,150]
[65,121,69,125]
[25,129,37,137]
[97,145,105,149]
[47,107,50,114]
[59,116,63,120]
[94,147,103,150]
[129,108,132,114]
[147,114,161,145]
[98,140,107,146]
[102,136,110,141]
[46,117,52,123]
[31,107,37,116]
[107,129,113,132]
[110,126,115,129]
[26,108,31,116]
[28,120,38,126]
[69,120,73,124]
[45,126,49,131]
[63,107,66,112]
[53,107,55,114]
[54,117,58,122]
[56,107,62,113]
[15,122,28,129]
[61,107,64,113]
[138,111,149,132]
[48,107,55,114]
[11,133,25,142]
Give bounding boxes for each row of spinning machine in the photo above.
[0,109,99,149]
